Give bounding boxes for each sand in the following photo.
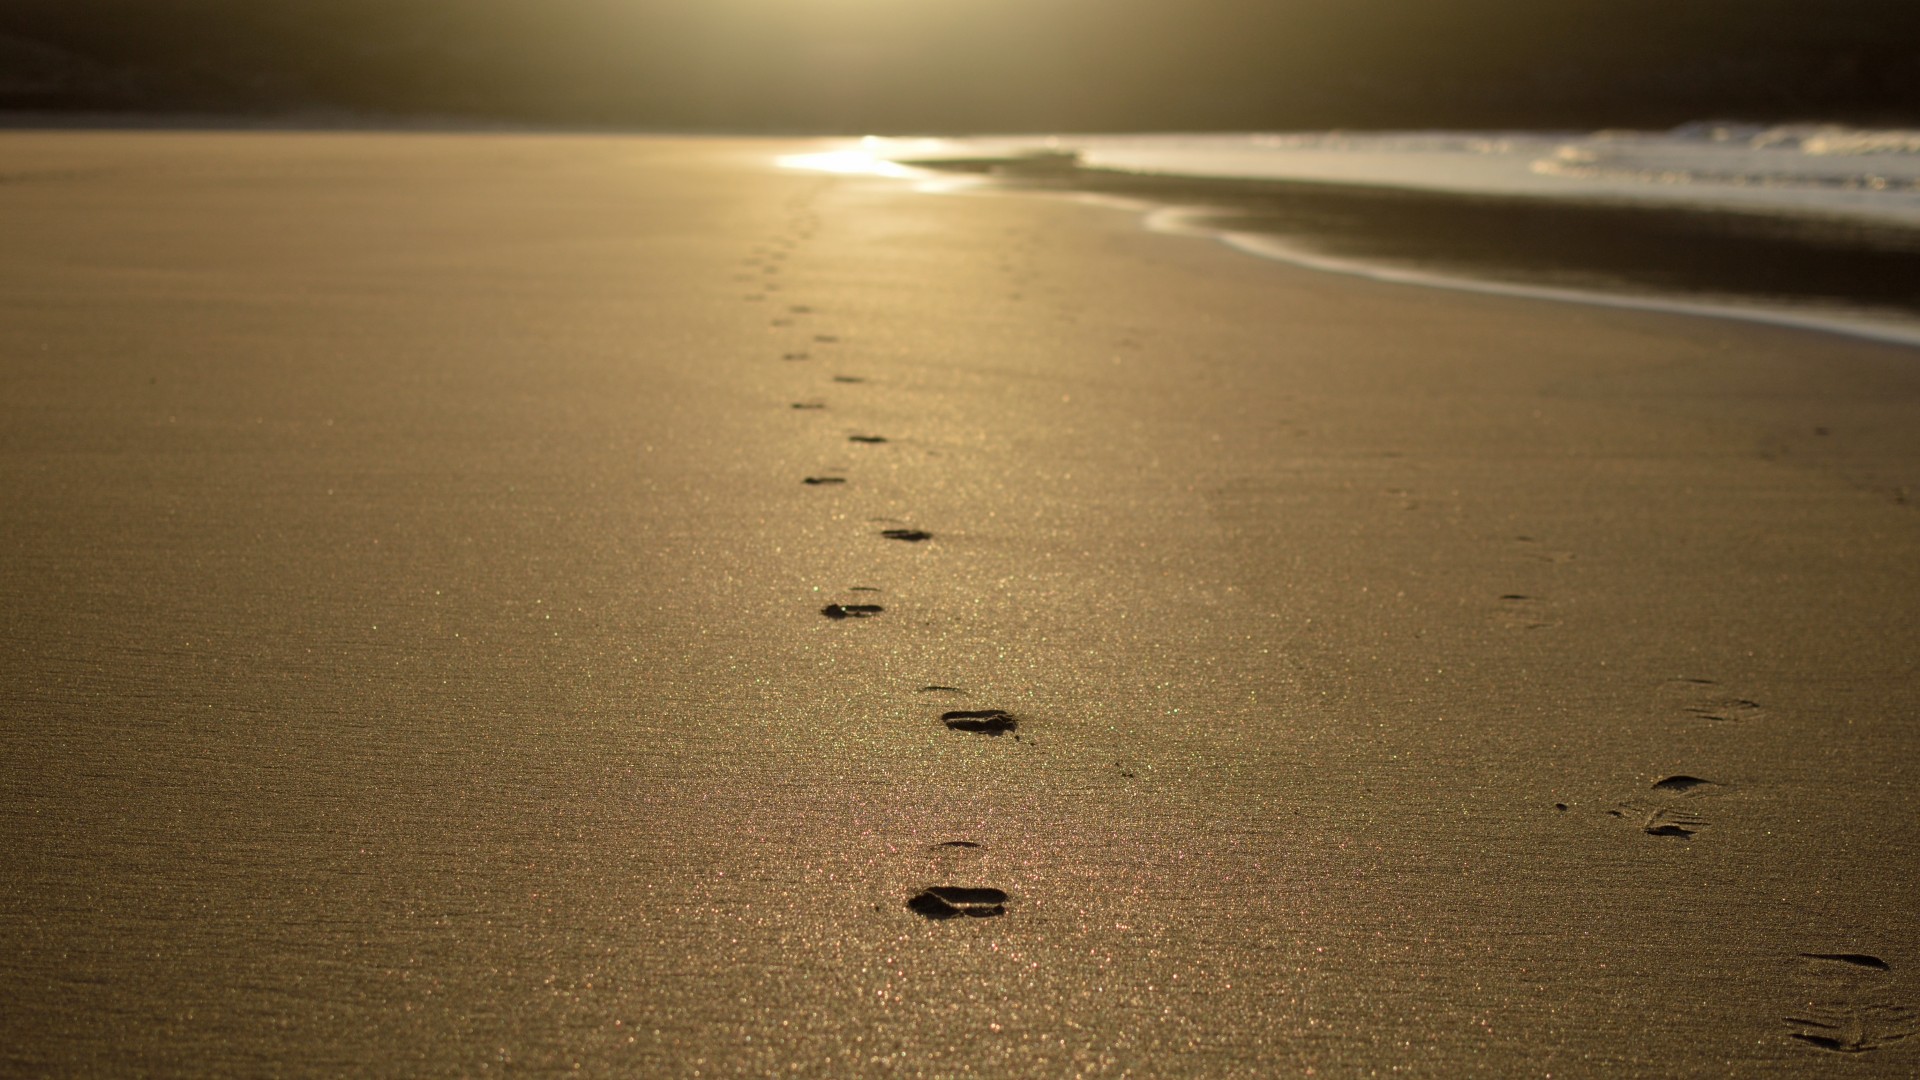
[2,130,1917,1075]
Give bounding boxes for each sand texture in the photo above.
[2,132,1918,1075]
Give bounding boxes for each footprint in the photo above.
[1494,594,1557,629]
[880,528,932,542]
[1665,679,1766,723]
[932,840,981,849]
[770,318,793,327]
[918,685,964,694]
[802,476,845,485]
[784,352,810,361]
[1609,775,1724,839]
[831,375,865,383]
[821,604,883,620]
[790,305,813,314]
[848,435,888,444]
[1784,953,1916,1053]
[791,402,826,410]
[906,886,1007,920]
[814,334,839,344]
[1687,697,1765,723]
[1513,535,1578,563]
[942,709,1017,735]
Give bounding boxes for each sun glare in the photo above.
[776,137,940,178]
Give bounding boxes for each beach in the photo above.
[2,130,1917,1074]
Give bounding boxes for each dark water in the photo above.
[927,160,1920,333]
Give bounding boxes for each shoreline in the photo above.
[875,154,1920,351]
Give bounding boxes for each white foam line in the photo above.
[1142,206,1920,350]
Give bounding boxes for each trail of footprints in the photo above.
[751,208,1014,922]
[751,218,1910,1043]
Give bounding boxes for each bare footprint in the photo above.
[906,886,1007,920]
[1493,594,1558,630]
[1513,535,1578,563]
[1609,775,1724,839]
[1665,679,1767,723]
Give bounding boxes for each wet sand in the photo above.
[2,130,1917,1075]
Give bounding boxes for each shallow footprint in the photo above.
[880,528,932,542]
[907,886,1007,920]
[1665,678,1767,723]
[848,435,888,444]
[791,402,826,410]
[1493,594,1558,630]
[802,476,846,485]
[821,604,883,620]
[1609,775,1723,839]
[831,375,865,384]
[942,709,1017,735]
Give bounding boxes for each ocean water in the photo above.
[782,126,1920,346]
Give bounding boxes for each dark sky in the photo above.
[3,0,1916,130]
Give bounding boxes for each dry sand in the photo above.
[2,131,1917,1075]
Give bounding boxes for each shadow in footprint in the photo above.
[918,685,964,694]
[907,886,1007,920]
[881,528,932,542]
[943,709,1017,735]
[832,375,865,384]
[1803,954,1891,971]
[849,435,888,444]
[803,476,845,485]
[791,402,826,410]
[1651,775,1719,794]
[822,604,883,620]
[784,352,810,361]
